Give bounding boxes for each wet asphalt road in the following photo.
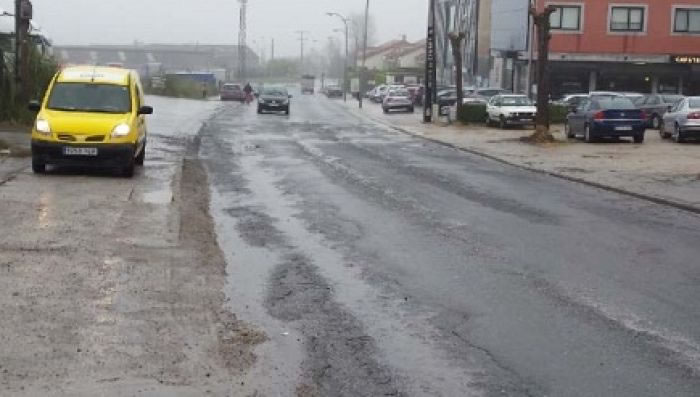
[202,93,700,396]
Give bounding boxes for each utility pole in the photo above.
[359,0,370,109]
[423,0,437,122]
[473,0,481,82]
[296,30,309,68]
[526,0,535,99]
[327,12,349,102]
[238,0,248,81]
[271,38,275,60]
[15,0,32,100]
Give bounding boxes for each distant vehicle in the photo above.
[462,95,488,105]
[566,96,646,143]
[634,94,685,129]
[382,89,414,113]
[384,84,405,101]
[486,95,536,128]
[558,94,589,108]
[370,85,388,102]
[350,78,360,99]
[324,85,343,98]
[220,83,245,102]
[437,89,474,107]
[589,91,643,101]
[661,96,700,143]
[28,66,153,177]
[476,88,511,98]
[301,75,315,95]
[257,86,291,115]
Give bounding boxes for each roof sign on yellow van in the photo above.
[58,67,129,85]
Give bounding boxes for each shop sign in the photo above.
[671,55,700,64]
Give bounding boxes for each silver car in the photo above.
[382,89,414,113]
[661,96,700,143]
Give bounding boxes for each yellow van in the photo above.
[29,66,153,177]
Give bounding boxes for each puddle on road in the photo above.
[207,136,480,396]
[208,165,304,397]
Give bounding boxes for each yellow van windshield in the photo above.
[47,83,132,113]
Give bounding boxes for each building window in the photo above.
[674,8,700,33]
[610,7,644,32]
[550,5,582,31]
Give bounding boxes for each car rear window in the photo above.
[48,83,131,113]
[688,98,700,109]
[662,95,683,104]
[390,90,409,97]
[501,96,533,106]
[596,97,636,110]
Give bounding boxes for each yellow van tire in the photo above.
[122,160,135,178]
[135,144,145,166]
[32,157,46,174]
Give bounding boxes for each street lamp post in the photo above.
[359,0,369,109]
[327,12,349,102]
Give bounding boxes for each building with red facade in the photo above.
[537,0,700,95]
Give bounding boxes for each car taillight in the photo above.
[593,111,605,120]
[688,112,700,119]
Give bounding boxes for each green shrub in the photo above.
[549,104,569,124]
[161,77,209,99]
[457,103,487,123]
[0,49,58,124]
[455,103,570,125]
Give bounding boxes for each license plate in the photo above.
[520,118,532,122]
[615,126,633,131]
[63,147,98,156]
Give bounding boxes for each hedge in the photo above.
[455,103,570,124]
[456,103,488,123]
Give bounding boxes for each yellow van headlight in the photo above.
[111,123,131,137]
[35,118,51,135]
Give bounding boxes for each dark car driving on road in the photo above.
[566,95,647,143]
[257,86,291,115]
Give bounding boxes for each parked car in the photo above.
[566,96,646,143]
[370,85,388,102]
[476,88,511,98]
[28,66,153,177]
[486,95,536,128]
[257,86,291,115]
[324,85,343,98]
[220,83,245,102]
[380,85,405,102]
[382,89,414,113]
[660,96,700,143]
[557,93,589,108]
[634,94,685,129]
[463,95,488,105]
[437,89,474,107]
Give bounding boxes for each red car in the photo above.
[220,83,246,102]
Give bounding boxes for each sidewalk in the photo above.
[340,100,700,212]
[0,125,30,154]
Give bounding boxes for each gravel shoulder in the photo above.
[341,101,700,211]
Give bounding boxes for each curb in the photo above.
[344,104,700,216]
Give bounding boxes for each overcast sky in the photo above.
[0,0,428,57]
